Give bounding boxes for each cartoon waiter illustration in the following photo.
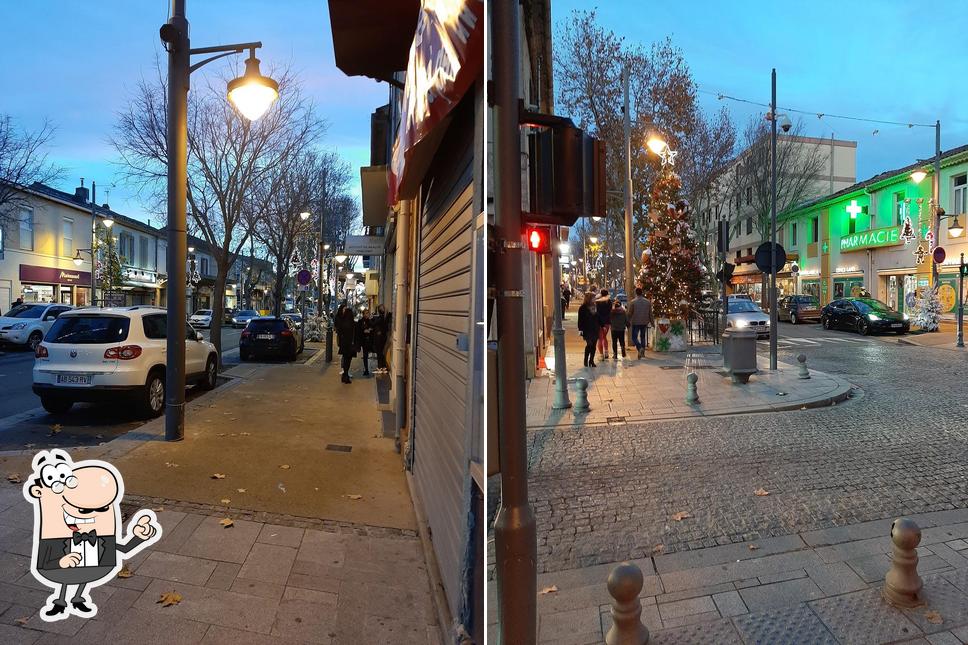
[22,449,162,621]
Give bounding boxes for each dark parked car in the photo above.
[223,307,236,324]
[239,317,302,361]
[820,297,909,336]
[778,294,821,325]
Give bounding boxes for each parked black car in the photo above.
[820,297,909,335]
[239,317,302,361]
[223,307,236,324]
[777,294,821,325]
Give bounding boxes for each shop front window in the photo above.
[953,174,967,216]
[22,284,54,303]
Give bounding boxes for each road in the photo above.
[0,326,245,448]
[524,320,968,573]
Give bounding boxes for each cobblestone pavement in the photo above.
[526,324,968,573]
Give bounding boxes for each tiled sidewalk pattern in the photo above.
[522,511,968,644]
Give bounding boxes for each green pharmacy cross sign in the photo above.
[840,225,902,252]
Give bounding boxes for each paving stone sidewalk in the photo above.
[490,509,968,644]
[528,313,853,428]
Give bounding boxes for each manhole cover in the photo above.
[326,444,352,452]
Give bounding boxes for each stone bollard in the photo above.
[883,517,923,607]
[797,353,811,379]
[573,377,590,413]
[605,562,650,645]
[685,372,700,404]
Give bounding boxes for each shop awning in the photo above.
[389,0,484,202]
[327,0,420,82]
[361,165,389,226]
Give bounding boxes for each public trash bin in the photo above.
[722,328,757,384]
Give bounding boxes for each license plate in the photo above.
[257,334,274,340]
[57,374,91,385]
[891,323,902,328]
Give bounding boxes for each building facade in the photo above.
[784,144,968,320]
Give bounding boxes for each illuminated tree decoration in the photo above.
[914,287,942,331]
[636,166,703,318]
[924,229,935,254]
[913,244,927,264]
[899,216,917,245]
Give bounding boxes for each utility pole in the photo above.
[493,0,536,641]
[958,253,965,348]
[932,120,942,289]
[768,69,779,371]
[623,61,634,300]
[90,182,97,306]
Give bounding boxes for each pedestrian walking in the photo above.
[610,300,629,360]
[577,291,600,367]
[627,287,654,359]
[562,283,572,311]
[356,308,374,377]
[372,305,390,373]
[334,304,357,384]
[11,297,23,310]
[595,289,613,360]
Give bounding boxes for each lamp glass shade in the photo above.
[300,211,310,221]
[647,136,667,154]
[227,55,279,121]
[334,254,348,263]
[344,273,354,280]
[949,217,964,237]
[911,170,928,184]
[589,236,599,243]
[323,244,331,250]
[102,217,114,228]
[73,253,83,267]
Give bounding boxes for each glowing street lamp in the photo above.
[646,136,667,155]
[334,253,348,264]
[102,216,114,228]
[911,170,928,184]
[227,52,280,121]
[949,215,964,238]
[299,211,310,221]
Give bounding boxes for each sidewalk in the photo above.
[528,312,853,428]
[0,347,441,644]
[518,508,968,644]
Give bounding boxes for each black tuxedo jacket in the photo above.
[36,534,145,570]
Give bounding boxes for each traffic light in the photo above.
[525,226,552,254]
[715,262,735,283]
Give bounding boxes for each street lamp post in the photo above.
[769,68,779,371]
[958,253,966,348]
[160,0,278,442]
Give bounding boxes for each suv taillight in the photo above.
[240,330,251,339]
[104,345,143,360]
[280,329,293,337]
[35,345,48,359]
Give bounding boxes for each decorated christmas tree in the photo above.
[636,167,704,319]
[913,286,942,331]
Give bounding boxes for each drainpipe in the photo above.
[829,133,835,194]
[393,199,411,452]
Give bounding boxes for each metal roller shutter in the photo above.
[412,178,474,618]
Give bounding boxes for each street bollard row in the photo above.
[605,562,650,645]
[884,517,923,607]
[685,372,699,404]
[573,377,590,413]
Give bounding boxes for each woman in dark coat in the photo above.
[577,291,601,367]
[334,304,357,383]
[371,305,390,373]
[355,309,374,377]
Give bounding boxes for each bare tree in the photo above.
[112,63,324,363]
[555,10,730,286]
[0,116,61,228]
[730,117,828,241]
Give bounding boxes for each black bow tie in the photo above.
[72,531,98,546]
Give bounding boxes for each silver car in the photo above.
[726,299,770,338]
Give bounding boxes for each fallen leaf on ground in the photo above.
[14,616,29,625]
[165,462,179,468]
[6,473,22,484]
[220,499,231,504]
[157,591,182,607]
[117,565,133,578]
[652,544,665,554]
[152,507,164,512]
[748,544,760,551]
[671,511,692,521]
[236,488,246,493]
[314,487,319,491]
[219,518,234,528]
[754,488,770,497]
[217,432,227,436]
[279,464,291,470]
[344,494,363,500]
[239,432,251,436]
[277,483,287,493]
[210,473,226,479]
[539,585,558,594]
[925,610,943,624]
[50,424,62,433]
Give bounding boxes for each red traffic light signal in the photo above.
[525,226,552,254]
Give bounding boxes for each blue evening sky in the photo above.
[0,0,388,224]
[552,0,968,183]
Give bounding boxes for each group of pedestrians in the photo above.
[334,304,391,384]
[577,287,654,367]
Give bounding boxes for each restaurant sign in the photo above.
[840,225,901,252]
[20,264,91,285]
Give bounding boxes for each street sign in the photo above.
[754,242,787,274]
[933,247,946,264]
[345,235,385,256]
[296,269,312,286]
[790,262,800,274]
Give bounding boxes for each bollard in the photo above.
[605,562,650,645]
[573,377,590,413]
[883,517,923,607]
[685,372,699,404]
[797,353,811,379]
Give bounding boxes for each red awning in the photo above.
[327,0,421,81]
[389,0,484,203]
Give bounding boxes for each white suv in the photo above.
[32,306,218,417]
[0,303,74,351]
